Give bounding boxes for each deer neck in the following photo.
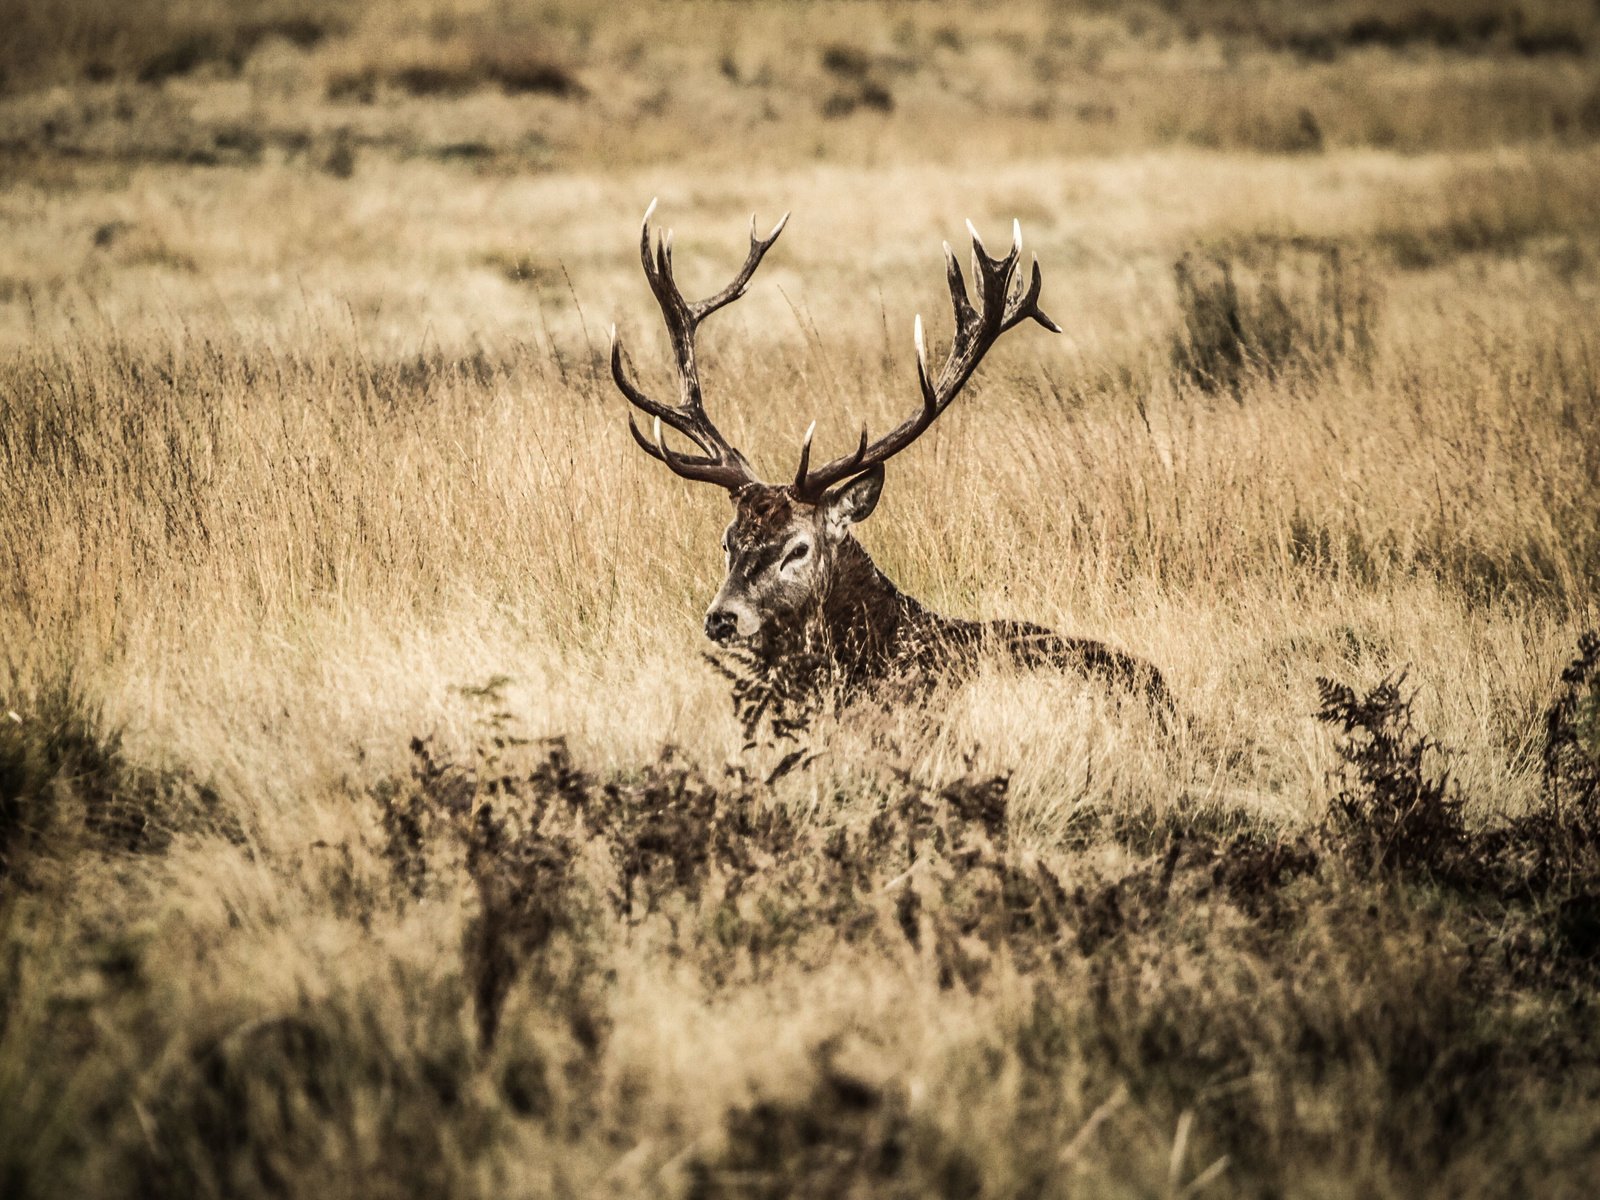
[795,538,928,682]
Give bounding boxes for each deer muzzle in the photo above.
[705,609,738,643]
[704,588,761,644]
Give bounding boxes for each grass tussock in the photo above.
[1170,246,1379,395]
[0,669,238,884]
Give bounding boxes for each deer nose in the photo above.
[705,609,738,643]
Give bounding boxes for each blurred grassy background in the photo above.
[3,2,1600,1197]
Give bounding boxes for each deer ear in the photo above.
[823,466,884,539]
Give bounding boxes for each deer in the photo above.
[608,200,1171,719]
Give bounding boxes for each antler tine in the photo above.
[942,241,978,335]
[1008,255,1063,334]
[632,414,750,487]
[795,219,1060,499]
[794,420,867,489]
[793,420,817,488]
[613,200,790,491]
[611,325,717,457]
[693,210,789,321]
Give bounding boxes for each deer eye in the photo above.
[781,542,811,569]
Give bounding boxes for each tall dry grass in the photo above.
[4,4,1600,1196]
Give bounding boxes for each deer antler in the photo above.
[611,198,789,491]
[793,219,1060,499]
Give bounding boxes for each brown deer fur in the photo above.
[717,479,1171,710]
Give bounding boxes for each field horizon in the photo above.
[4,2,1600,1197]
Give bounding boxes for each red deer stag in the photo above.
[609,200,1169,713]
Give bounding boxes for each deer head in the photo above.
[609,200,1059,650]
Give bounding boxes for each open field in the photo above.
[3,2,1600,1196]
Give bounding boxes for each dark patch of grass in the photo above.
[821,43,874,80]
[1185,105,1325,155]
[1318,645,1600,914]
[327,46,584,104]
[91,220,130,248]
[857,80,895,112]
[134,15,341,85]
[0,670,240,884]
[1512,24,1589,56]
[1170,246,1379,395]
[1280,10,1507,60]
[1277,106,1324,154]
[391,64,475,99]
[209,124,265,163]
[689,1038,982,1200]
[324,68,378,103]
[1578,81,1600,137]
[483,251,542,287]
[820,92,857,119]
[131,999,479,1198]
[135,33,225,85]
[817,42,894,118]
[320,130,355,178]
[1167,1,1593,63]
[431,140,496,162]
[1370,161,1600,270]
[820,81,896,119]
[1375,213,1545,269]
[492,58,583,97]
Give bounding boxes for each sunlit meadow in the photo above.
[3,2,1600,1197]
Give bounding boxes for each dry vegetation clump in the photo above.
[1544,632,1600,807]
[1318,671,1469,876]
[9,644,1600,1196]
[1316,656,1600,897]
[817,42,897,119]
[1370,153,1600,270]
[1173,0,1578,36]
[0,669,240,882]
[325,35,584,104]
[0,0,352,90]
[1188,0,1597,61]
[1170,246,1378,394]
[704,642,830,769]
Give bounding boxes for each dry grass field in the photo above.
[3,1,1600,1196]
